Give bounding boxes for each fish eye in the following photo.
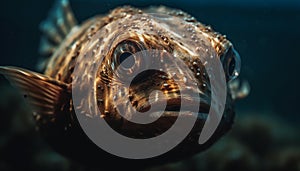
[223,47,241,81]
[114,40,142,71]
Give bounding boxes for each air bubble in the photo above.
[160,75,167,80]
[98,99,104,103]
[121,12,127,17]
[163,83,169,87]
[185,17,196,22]
[176,11,184,16]
[187,27,193,32]
[141,17,147,21]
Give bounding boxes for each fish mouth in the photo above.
[116,92,234,140]
[116,95,212,137]
[151,98,210,119]
[135,94,211,120]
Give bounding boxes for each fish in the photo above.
[0,0,248,169]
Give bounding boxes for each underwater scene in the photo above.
[0,0,299,170]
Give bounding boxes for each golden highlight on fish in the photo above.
[0,0,248,169]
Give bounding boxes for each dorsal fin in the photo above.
[0,66,70,118]
[38,0,78,71]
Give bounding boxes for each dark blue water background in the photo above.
[0,0,299,170]
[1,0,299,122]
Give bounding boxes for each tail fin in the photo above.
[0,66,70,117]
[38,0,78,71]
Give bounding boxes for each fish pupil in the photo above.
[119,52,135,69]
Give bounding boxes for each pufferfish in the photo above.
[0,0,249,169]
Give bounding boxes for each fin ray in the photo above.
[38,0,78,71]
[0,66,70,116]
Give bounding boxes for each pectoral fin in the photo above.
[0,66,70,117]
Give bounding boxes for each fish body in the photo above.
[0,0,246,168]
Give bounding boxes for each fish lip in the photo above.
[137,96,211,120]
[115,95,234,140]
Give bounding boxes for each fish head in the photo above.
[88,9,241,143]
[69,7,243,160]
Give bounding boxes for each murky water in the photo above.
[0,0,299,170]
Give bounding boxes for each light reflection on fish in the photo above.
[0,0,249,169]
